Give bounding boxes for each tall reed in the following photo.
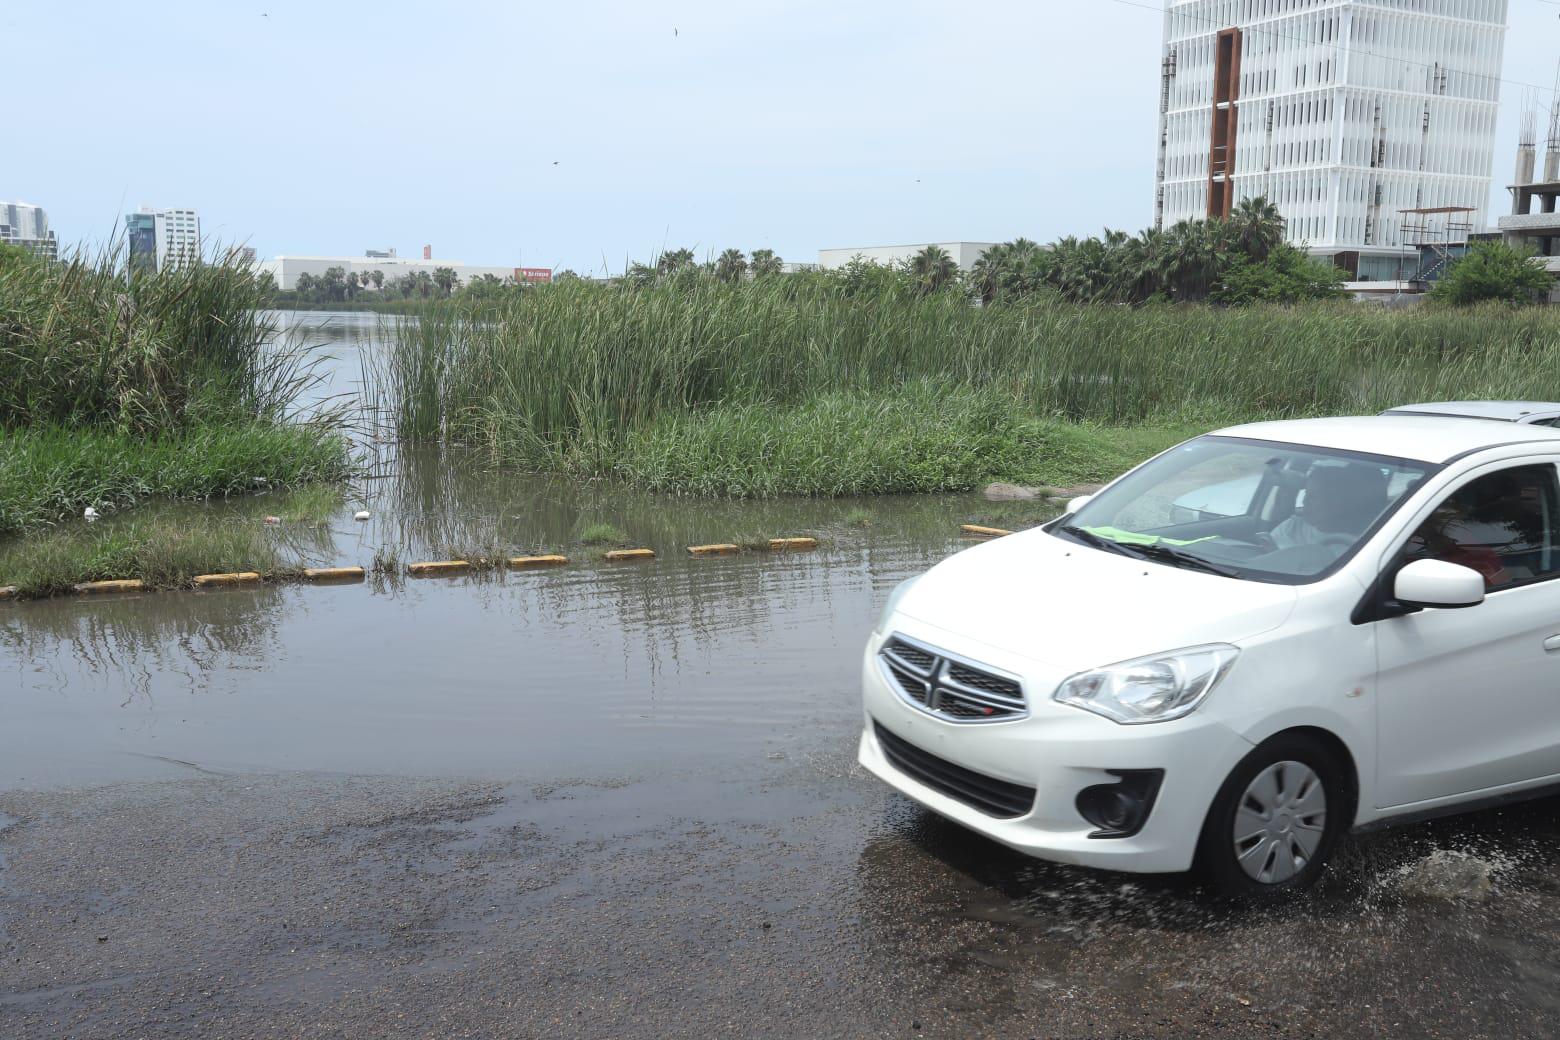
[0,245,351,531]
[377,275,1560,471]
[0,245,325,432]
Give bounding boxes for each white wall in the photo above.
[265,256,520,291]
[816,242,995,272]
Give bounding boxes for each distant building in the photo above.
[126,206,201,271]
[365,248,397,259]
[816,242,995,272]
[1498,109,1560,301]
[224,246,257,265]
[1,201,59,260]
[262,254,523,291]
[126,212,157,273]
[1156,0,1507,281]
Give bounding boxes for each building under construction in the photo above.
[1496,94,1560,300]
[1155,0,1508,282]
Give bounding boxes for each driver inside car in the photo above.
[1265,464,1387,550]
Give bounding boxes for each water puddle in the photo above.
[0,311,1055,788]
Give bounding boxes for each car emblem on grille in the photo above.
[878,636,1027,723]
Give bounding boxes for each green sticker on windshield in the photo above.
[1082,526,1219,548]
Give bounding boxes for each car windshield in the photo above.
[1057,435,1435,584]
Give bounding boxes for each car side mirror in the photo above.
[1393,559,1485,610]
[1067,495,1093,514]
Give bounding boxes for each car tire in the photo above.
[1195,734,1350,898]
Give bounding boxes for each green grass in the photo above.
[372,275,1560,496]
[0,424,352,537]
[608,385,1200,497]
[577,522,629,546]
[843,507,873,527]
[0,517,285,599]
[278,483,347,524]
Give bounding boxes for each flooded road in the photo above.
[5,312,1560,1037]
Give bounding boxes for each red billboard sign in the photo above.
[516,267,553,284]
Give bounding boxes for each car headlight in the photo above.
[875,576,921,634]
[1053,644,1238,725]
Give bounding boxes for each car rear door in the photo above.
[1372,457,1560,809]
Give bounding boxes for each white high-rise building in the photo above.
[1156,0,1508,281]
[1,201,58,259]
[127,206,202,271]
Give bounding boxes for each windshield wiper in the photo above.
[1058,524,1153,561]
[1128,542,1240,579]
[1059,525,1239,578]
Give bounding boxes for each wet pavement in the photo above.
[4,312,1560,1037]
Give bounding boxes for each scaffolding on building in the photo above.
[1398,206,1476,286]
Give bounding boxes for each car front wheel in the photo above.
[1196,735,1349,897]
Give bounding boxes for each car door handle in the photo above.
[1546,635,1560,654]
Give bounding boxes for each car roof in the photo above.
[1381,401,1560,421]
[1212,415,1560,464]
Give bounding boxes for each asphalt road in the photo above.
[5,746,1560,1039]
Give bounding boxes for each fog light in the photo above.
[1076,769,1164,839]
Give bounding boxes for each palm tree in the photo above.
[1001,239,1050,299]
[320,266,347,301]
[369,270,384,290]
[656,248,696,275]
[968,243,1011,304]
[906,245,958,296]
[749,249,783,277]
[1227,195,1286,262]
[1162,219,1232,302]
[432,266,457,296]
[715,248,748,283]
[1048,237,1118,303]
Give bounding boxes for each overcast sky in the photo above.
[8,1,1560,273]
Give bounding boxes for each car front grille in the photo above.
[873,721,1036,819]
[879,635,1026,723]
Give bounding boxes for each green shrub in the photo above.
[1429,241,1555,306]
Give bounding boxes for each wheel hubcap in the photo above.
[1232,760,1327,884]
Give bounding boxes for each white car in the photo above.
[860,415,1560,895]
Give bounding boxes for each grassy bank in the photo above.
[375,276,1560,495]
[615,385,1202,496]
[0,424,351,536]
[1,246,351,546]
[0,518,288,599]
[265,297,446,315]
[0,483,348,599]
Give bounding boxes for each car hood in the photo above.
[894,529,1299,669]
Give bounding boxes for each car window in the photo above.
[1115,455,1264,530]
[1063,436,1433,585]
[1403,464,1560,591]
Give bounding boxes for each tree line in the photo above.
[256,194,1553,308]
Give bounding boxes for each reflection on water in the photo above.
[1,310,1060,788]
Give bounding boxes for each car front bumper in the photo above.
[857,627,1255,874]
